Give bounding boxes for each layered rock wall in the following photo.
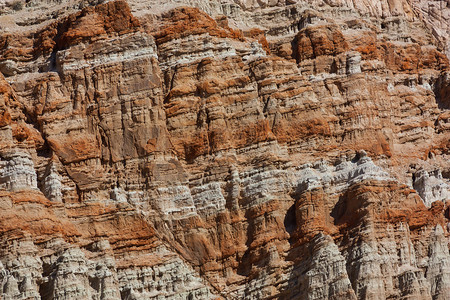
[0,0,449,299]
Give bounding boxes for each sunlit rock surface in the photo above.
[0,0,449,299]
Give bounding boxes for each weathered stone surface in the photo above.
[0,0,449,299]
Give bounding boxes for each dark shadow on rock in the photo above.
[434,73,450,109]
[284,203,296,239]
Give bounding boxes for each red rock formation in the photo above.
[295,25,349,61]
[152,7,244,46]
[0,0,448,299]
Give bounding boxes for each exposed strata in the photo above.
[0,0,449,299]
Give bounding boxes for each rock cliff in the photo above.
[0,0,449,299]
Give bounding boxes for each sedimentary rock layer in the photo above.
[0,0,449,299]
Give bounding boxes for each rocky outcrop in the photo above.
[0,0,449,299]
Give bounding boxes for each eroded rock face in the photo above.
[0,0,449,299]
